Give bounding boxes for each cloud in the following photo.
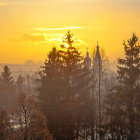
[12,33,63,43]
[12,32,86,47]
[34,26,83,31]
[22,34,46,42]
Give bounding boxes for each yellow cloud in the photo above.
[34,26,83,31]
[22,34,46,42]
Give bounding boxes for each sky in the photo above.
[0,0,140,64]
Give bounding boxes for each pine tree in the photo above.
[105,86,127,139]
[38,47,66,139]
[1,65,14,88]
[58,31,82,75]
[0,65,15,110]
[58,31,83,139]
[104,33,140,140]
[38,32,83,140]
[117,33,140,139]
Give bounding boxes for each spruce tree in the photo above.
[38,32,83,140]
[58,31,83,139]
[105,86,127,139]
[1,65,14,88]
[38,47,66,139]
[0,65,15,110]
[58,31,82,76]
[117,33,140,139]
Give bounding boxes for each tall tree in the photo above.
[38,47,66,139]
[0,66,15,110]
[0,65,14,89]
[38,31,83,140]
[105,33,140,140]
[117,33,140,139]
[59,31,82,75]
[104,86,127,140]
[57,31,83,139]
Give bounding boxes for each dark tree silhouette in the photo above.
[117,33,140,140]
[0,65,15,110]
[105,33,140,140]
[38,31,84,140]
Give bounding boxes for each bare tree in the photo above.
[8,93,54,140]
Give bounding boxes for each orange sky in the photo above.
[0,0,140,64]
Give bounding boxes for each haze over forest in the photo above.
[0,0,140,140]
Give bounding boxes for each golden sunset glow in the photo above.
[65,43,69,49]
[0,0,140,63]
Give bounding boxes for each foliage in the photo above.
[0,65,15,110]
[105,33,140,140]
[8,93,54,140]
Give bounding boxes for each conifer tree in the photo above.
[0,65,15,110]
[38,47,66,139]
[105,33,140,140]
[59,31,82,75]
[105,86,127,139]
[38,32,83,140]
[58,31,83,139]
[117,33,140,139]
[1,65,14,88]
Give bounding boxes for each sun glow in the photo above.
[0,0,140,63]
[65,43,69,48]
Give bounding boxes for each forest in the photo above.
[0,31,139,140]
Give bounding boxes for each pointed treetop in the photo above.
[86,47,89,57]
[97,41,99,50]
